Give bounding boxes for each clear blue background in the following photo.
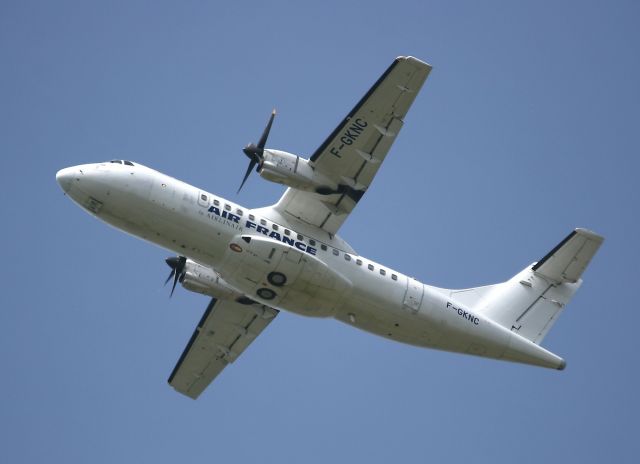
[2,1,638,462]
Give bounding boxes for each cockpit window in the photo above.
[108,159,134,166]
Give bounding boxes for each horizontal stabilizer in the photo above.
[532,228,604,283]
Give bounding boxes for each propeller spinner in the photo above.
[165,256,187,297]
[238,109,276,193]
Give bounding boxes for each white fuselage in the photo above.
[56,161,566,369]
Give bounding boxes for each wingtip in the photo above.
[397,55,433,70]
[575,228,605,243]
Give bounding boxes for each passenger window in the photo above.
[200,194,208,202]
[260,219,267,225]
[214,199,220,206]
[273,224,279,231]
[284,229,291,236]
[345,254,351,261]
[224,204,231,211]
[356,259,362,266]
[368,264,374,271]
[236,209,243,216]
[321,244,327,251]
[309,239,316,246]
[333,249,339,256]
[391,274,398,281]
[380,269,386,276]
[249,214,255,221]
[297,234,304,241]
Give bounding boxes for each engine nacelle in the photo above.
[258,149,338,194]
[180,260,247,302]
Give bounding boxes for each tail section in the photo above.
[450,229,604,345]
[531,228,604,284]
[476,266,581,344]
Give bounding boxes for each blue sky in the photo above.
[2,1,639,462]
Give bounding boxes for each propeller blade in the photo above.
[164,269,175,286]
[237,159,257,193]
[170,271,179,297]
[257,109,276,150]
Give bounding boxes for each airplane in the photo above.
[56,56,604,399]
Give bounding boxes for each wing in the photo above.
[271,56,432,235]
[168,298,279,399]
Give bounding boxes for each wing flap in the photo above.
[168,298,278,399]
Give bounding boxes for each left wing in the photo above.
[270,56,432,235]
[168,298,279,399]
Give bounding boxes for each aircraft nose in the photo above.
[56,167,75,193]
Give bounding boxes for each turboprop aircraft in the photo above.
[56,56,604,399]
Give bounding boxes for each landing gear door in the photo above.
[273,247,304,286]
[403,277,424,313]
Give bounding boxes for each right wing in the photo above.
[168,298,279,399]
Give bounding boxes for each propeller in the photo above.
[164,256,187,297]
[238,109,276,193]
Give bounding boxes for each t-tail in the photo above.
[447,228,604,369]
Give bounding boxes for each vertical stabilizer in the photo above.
[461,229,604,344]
